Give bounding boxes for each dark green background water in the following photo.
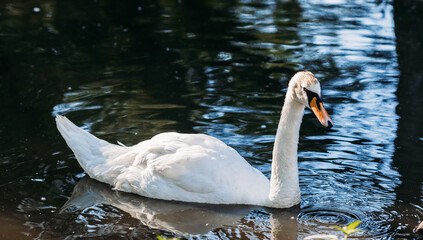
[1,0,422,239]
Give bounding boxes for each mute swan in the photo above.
[56,71,333,209]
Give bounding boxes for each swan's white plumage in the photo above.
[56,116,270,206]
[56,71,333,209]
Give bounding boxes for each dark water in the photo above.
[1,0,422,239]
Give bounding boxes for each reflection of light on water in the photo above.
[217,51,232,61]
[52,102,102,116]
[286,0,402,238]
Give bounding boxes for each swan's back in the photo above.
[56,116,270,205]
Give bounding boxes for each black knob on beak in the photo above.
[326,121,333,129]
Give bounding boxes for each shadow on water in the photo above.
[389,0,423,236]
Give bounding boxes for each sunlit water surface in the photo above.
[0,0,422,239]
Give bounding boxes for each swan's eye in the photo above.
[304,89,321,108]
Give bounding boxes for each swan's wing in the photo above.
[113,133,269,204]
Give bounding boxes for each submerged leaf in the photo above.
[157,236,180,240]
[332,226,347,235]
[347,228,364,235]
[346,221,362,231]
[332,221,363,237]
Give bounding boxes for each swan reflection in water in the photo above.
[61,176,299,238]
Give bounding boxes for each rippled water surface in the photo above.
[1,0,423,239]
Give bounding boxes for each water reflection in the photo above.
[62,176,300,239]
[62,176,255,236]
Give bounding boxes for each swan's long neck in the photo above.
[268,93,304,208]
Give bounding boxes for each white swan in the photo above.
[56,71,333,209]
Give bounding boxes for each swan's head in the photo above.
[289,71,333,129]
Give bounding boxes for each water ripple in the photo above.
[298,206,393,238]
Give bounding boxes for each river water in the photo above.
[0,0,422,239]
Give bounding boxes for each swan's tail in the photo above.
[55,115,125,184]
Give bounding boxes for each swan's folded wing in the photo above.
[151,145,220,194]
[111,133,243,202]
[112,132,270,204]
[113,143,219,198]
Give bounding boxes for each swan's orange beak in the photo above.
[310,97,333,129]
